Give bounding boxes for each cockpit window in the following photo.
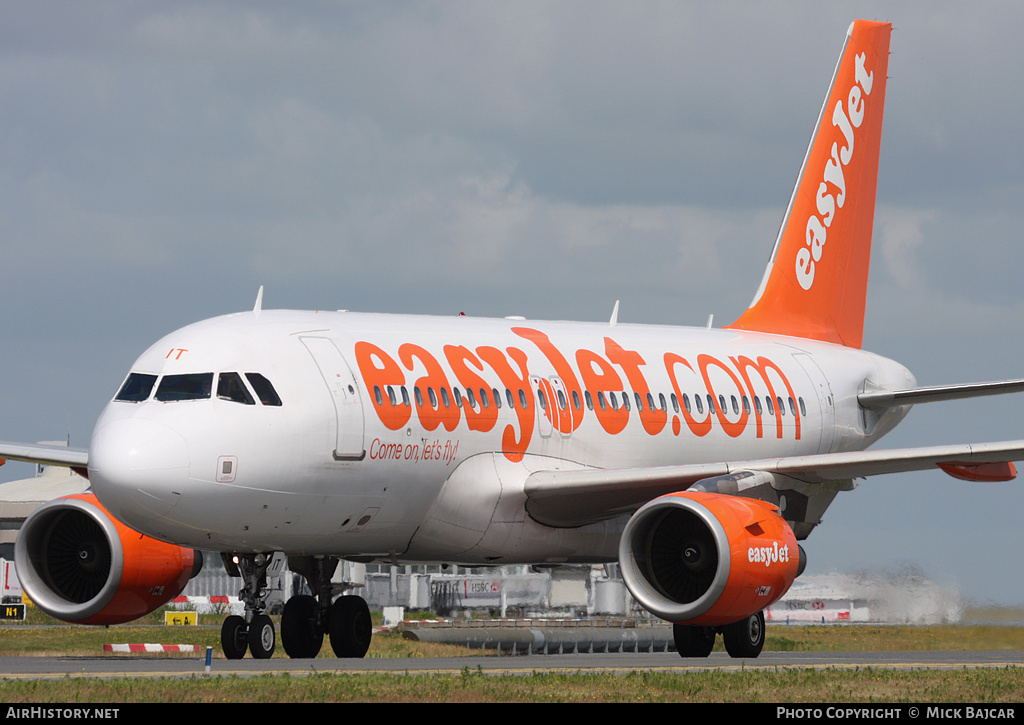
[155,373,214,402]
[115,373,157,402]
[245,373,282,406]
[217,372,255,405]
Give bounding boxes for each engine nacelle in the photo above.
[618,491,801,625]
[14,493,201,625]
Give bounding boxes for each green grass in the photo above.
[2,606,1023,702]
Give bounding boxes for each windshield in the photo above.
[155,373,214,401]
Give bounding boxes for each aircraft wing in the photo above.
[523,439,1024,527]
[0,441,89,469]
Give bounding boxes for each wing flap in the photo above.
[524,440,1024,527]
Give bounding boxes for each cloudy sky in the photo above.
[1,1,1022,605]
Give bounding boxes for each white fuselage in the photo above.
[86,310,914,564]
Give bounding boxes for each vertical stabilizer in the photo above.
[727,20,891,349]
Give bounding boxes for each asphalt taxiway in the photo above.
[1,650,1021,680]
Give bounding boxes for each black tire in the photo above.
[281,595,324,659]
[248,613,276,659]
[221,615,248,660]
[723,610,765,658]
[329,595,372,658]
[673,623,716,657]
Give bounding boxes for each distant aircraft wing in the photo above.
[524,439,1024,527]
[0,441,89,469]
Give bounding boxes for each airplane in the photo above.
[4,18,1024,660]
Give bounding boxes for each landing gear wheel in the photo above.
[723,610,765,658]
[673,624,716,657]
[282,595,324,659]
[221,615,248,659]
[329,595,372,658]
[248,614,276,659]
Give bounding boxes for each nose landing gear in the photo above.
[220,552,277,659]
[218,553,373,660]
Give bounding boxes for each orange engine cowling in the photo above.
[14,493,202,625]
[618,491,801,625]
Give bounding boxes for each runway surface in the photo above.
[1,650,1021,680]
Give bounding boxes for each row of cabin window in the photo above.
[373,383,806,419]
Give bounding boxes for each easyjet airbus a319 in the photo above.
[4,20,1023,660]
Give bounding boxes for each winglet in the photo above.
[726,20,891,349]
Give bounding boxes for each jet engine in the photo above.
[618,491,802,625]
[14,493,202,625]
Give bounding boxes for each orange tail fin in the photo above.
[727,20,891,349]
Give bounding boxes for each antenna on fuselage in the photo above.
[253,286,264,318]
[609,300,620,327]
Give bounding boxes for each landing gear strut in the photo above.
[279,555,372,659]
[220,552,276,660]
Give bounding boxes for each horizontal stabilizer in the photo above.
[858,379,1024,409]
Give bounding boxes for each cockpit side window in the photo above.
[115,373,157,402]
[155,373,214,402]
[245,373,282,406]
[217,372,255,405]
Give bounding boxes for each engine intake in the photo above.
[618,491,801,625]
[15,493,201,625]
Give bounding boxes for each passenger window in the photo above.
[538,388,547,410]
[156,373,213,402]
[506,388,515,408]
[671,394,680,414]
[767,396,775,415]
[777,396,786,415]
[754,396,762,416]
[519,389,528,409]
[453,388,463,408]
[659,393,667,412]
[245,373,283,406]
[401,387,411,407]
[707,395,715,414]
[731,396,739,415]
[387,386,398,406]
[585,391,594,411]
[217,372,255,405]
[610,392,619,411]
[429,387,438,407]
[788,397,797,416]
[415,387,424,407]
[557,389,567,411]
[115,373,157,402]
[440,388,450,407]
[799,397,807,416]
[622,393,631,412]
[374,386,383,406]
[636,393,644,411]
[572,390,581,411]
[694,395,703,414]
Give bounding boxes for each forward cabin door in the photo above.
[301,336,366,461]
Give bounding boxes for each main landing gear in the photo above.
[219,553,373,660]
[673,610,766,659]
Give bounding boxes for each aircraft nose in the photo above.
[88,418,190,523]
